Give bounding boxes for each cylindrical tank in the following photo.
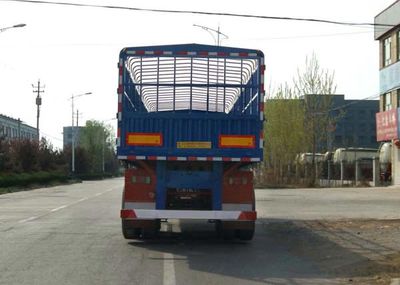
[298,153,324,165]
[379,143,392,181]
[333,148,378,164]
[379,142,392,164]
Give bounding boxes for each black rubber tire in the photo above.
[237,222,255,241]
[122,219,140,239]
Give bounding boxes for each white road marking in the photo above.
[18,216,37,223]
[163,253,176,285]
[50,205,67,212]
[15,187,118,225]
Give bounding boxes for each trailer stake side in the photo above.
[117,44,265,240]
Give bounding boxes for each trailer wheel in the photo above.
[237,222,255,241]
[215,221,235,240]
[122,219,141,239]
[140,219,161,239]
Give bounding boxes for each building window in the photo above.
[398,31,400,61]
[384,36,392,67]
[397,89,400,109]
[384,92,392,111]
[6,127,11,137]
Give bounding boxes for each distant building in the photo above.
[375,1,400,184]
[63,126,84,149]
[0,114,38,141]
[327,95,379,150]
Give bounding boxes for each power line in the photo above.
[246,30,374,41]
[2,0,395,28]
[40,131,63,142]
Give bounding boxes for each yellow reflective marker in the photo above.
[126,133,163,146]
[219,135,255,148]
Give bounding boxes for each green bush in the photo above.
[0,171,68,188]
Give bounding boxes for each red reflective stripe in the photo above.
[238,211,257,221]
[177,51,188,55]
[127,155,136,160]
[118,102,122,112]
[119,66,123,75]
[260,131,264,139]
[239,52,248,57]
[117,128,121,137]
[207,157,213,161]
[168,156,178,161]
[261,65,265,74]
[135,50,145,55]
[241,157,251,162]
[259,104,264,112]
[217,52,228,56]
[120,209,137,219]
[223,157,232,162]
[118,85,123,94]
[188,156,197,161]
[261,83,264,92]
[154,50,163,55]
[148,156,157,160]
[198,51,208,56]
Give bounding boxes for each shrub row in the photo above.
[0,171,68,188]
[76,172,121,181]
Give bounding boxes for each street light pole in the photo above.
[70,92,92,174]
[0,23,26,33]
[193,24,228,46]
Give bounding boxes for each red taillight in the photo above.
[120,209,136,219]
[238,211,257,221]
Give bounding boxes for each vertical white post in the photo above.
[355,159,359,186]
[71,96,75,173]
[340,160,344,186]
[372,157,380,187]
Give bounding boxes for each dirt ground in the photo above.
[264,219,400,284]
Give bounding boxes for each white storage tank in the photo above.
[333,148,378,164]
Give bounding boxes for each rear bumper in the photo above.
[120,209,257,221]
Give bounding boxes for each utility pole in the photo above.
[76,110,83,127]
[32,80,44,142]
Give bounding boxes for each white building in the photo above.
[375,1,400,184]
[0,114,38,141]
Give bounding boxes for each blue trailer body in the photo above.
[118,44,264,240]
[117,44,264,161]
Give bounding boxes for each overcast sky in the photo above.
[0,0,395,148]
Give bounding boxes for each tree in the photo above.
[293,53,337,185]
[80,120,119,175]
[264,84,308,184]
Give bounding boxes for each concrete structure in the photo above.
[328,95,379,150]
[375,1,400,185]
[63,126,84,149]
[0,114,38,141]
[302,94,378,151]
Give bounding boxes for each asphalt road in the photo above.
[1,178,400,285]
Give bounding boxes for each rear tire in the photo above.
[122,219,141,239]
[237,221,255,241]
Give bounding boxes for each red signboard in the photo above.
[376,109,398,141]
